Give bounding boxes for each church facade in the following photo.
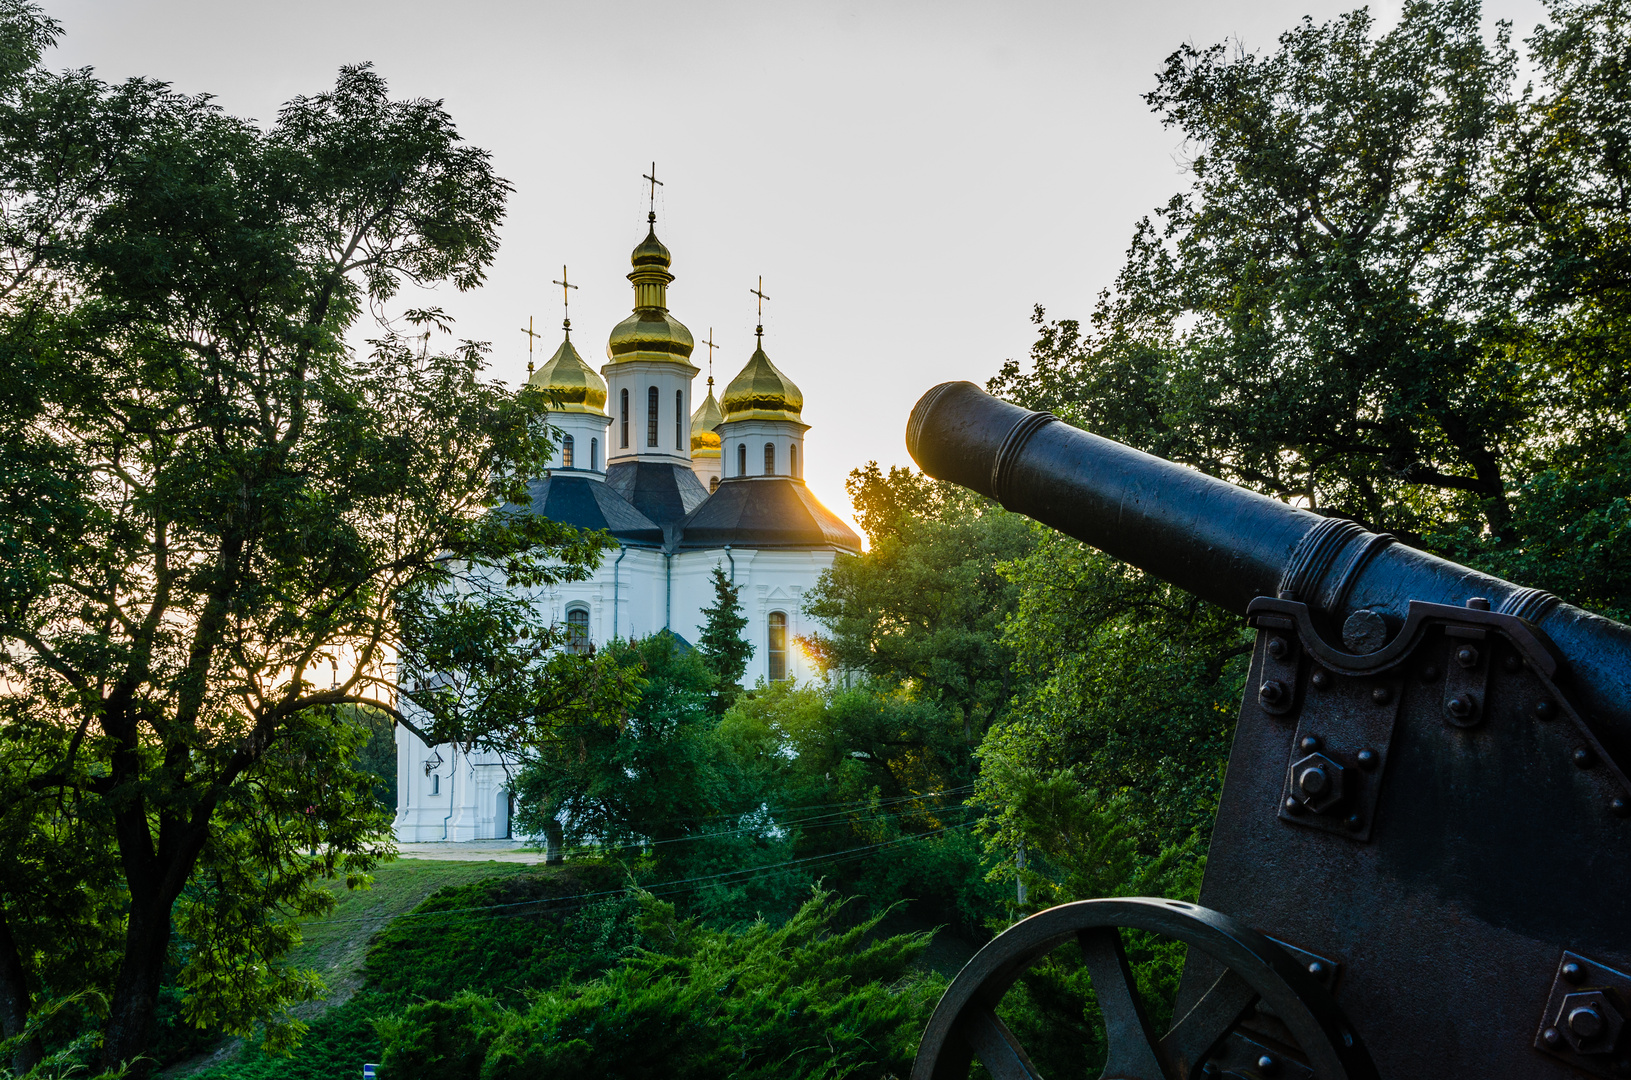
[391,211,861,843]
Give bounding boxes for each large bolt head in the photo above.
[1559,991,1625,1056]
[1259,680,1289,708]
[1290,752,1347,814]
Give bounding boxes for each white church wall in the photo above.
[718,417,807,480]
[603,359,697,466]
[541,410,612,474]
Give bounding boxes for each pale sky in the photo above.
[44,0,1547,536]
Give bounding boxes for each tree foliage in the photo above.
[989,0,1631,619]
[0,8,609,1069]
[512,634,747,860]
[802,463,1039,746]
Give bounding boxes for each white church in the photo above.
[392,209,862,842]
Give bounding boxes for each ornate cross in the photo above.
[701,328,718,381]
[751,276,770,341]
[643,162,663,213]
[552,265,578,330]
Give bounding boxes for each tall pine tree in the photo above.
[697,565,752,712]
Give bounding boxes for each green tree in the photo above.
[0,15,611,1068]
[512,634,746,862]
[989,0,1631,615]
[695,564,751,713]
[802,463,1039,747]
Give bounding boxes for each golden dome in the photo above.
[721,338,803,422]
[606,309,695,362]
[527,327,607,414]
[631,226,671,268]
[606,213,696,368]
[690,378,724,456]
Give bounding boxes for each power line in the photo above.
[546,786,977,855]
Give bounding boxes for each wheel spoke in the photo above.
[1159,969,1258,1079]
[956,1003,1046,1080]
[1077,927,1171,1080]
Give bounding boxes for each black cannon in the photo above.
[904,381,1631,1080]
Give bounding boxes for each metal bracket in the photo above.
[1441,625,1491,728]
[1534,951,1631,1077]
[1255,615,1301,717]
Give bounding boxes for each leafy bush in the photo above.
[364,862,637,1005]
[378,889,944,1080]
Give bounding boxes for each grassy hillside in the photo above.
[165,858,558,1080]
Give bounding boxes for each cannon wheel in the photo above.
[911,897,1378,1080]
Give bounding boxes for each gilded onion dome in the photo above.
[721,338,803,423]
[690,377,724,457]
[606,212,696,366]
[528,326,607,414]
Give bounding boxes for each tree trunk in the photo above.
[0,908,43,1076]
[98,898,175,1073]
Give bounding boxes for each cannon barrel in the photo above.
[906,379,1631,756]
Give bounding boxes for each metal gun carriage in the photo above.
[904,381,1631,1080]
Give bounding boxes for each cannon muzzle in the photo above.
[907,379,1631,753]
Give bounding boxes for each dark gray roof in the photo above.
[675,476,862,553]
[604,461,712,542]
[521,473,663,546]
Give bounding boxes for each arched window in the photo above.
[737,443,747,477]
[647,386,659,447]
[764,443,775,476]
[590,437,599,471]
[566,606,590,655]
[561,434,574,469]
[767,611,788,681]
[620,389,629,447]
[676,389,684,450]
[710,476,719,493]
[789,443,798,478]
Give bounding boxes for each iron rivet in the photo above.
[1307,961,1325,978]
[1300,735,1321,752]
[1258,1055,1279,1074]
[1267,636,1289,659]
[1535,700,1555,719]
[1310,670,1330,690]
[1543,1026,1563,1047]
[1467,596,1491,610]
[1456,645,1480,668]
[1345,814,1363,831]
[1575,747,1596,769]
[1260,680,1288,706]
[1371,686,1391,704]
[1421,665,1440,681]
[1357,748,1379,770]
[1502,654,1521,672]
[1283,796,1305,815]
[1612,797,1630,818]
[1447,696,1475,720]
[1563,962,1586,984]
